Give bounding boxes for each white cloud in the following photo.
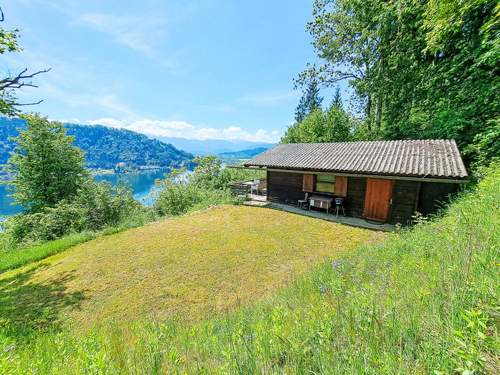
[87,118,281,143]
[76,12,169,58]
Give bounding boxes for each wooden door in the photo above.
[363,178,393,222]
[302,174,315,192]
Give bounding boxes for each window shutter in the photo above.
[335,176,348,196]
[302,174,315,192]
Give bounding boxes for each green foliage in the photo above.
[72,179,140,231]
[190,155,226,189]
[154,156,263,216]
[0,232,96,273]
[282,104,353,143]
[2,178,140,245]
[65,123,193,169]
[300,0,499,169]
[470,118,500,169]
[154,181,236,216]
[6,115,88,212]
[0,26,20,54]
[0,117,193,169]
[190,155,265,190]
[0,16,21,116]
[294,76,323,123]
[3,203,85,245]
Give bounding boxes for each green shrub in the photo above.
[72,179,140,231]
[190,155,265,191]
[3,203,84,244]
[154,181,236,216]
[153,156,259,217]
[2,179,142,246]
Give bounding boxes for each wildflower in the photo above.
[3,344,16,353]
[331,260,342,270]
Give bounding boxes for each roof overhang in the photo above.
[243,140,469,181]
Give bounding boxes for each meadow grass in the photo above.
[0,205,383,339]
[0,231,96,273]
[0,167,498,374]
[0,208,159,273]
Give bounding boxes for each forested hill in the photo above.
[0,117,193,169]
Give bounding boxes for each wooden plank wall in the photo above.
[266,171,304,204]
[345,177,367,217]
[390,180,420,224]
[418,182,458,215]
[266,171,457,225]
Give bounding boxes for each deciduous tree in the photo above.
[7,115,88,212]
[297,0,499,167]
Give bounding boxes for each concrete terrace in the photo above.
[243,194,396,232]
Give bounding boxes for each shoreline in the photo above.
[1,166,172,182]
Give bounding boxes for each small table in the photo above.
[309,195,333,213]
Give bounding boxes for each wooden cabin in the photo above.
[244,140,468,225]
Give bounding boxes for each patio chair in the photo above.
[298,192,309,209]
[334,197,346,217]
[250,179,260,195]
[258,179,267,195]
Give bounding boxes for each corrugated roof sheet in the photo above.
[244,140,468,179]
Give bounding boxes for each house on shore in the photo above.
[244,140,468,225]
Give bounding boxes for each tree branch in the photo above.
[14,99,44,106]
[0,68,51,90]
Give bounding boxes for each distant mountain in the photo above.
[218,147,270,159]
[0,117,193,169]
[157,136,275,156]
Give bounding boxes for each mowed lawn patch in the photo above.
[0,205,387,334]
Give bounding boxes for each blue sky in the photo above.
[2,0,344,143]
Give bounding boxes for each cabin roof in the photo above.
[244,140,468,180]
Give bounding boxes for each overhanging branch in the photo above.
[0,68,51,90]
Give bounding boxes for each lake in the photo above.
[0,169,171,218]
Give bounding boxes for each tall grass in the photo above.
[1,166,499,374]
[0,232,96,273]
[0,209,156,273]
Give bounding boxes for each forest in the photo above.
[284,0,499,170]
[0,117,192,170]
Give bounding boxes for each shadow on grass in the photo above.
[0,264,87,339]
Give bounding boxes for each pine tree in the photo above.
[331,87,342,109]
[294,78,323,123]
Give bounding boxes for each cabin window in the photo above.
[316,174,335,193]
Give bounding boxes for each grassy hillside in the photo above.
[0,206,383,335]
[0,167,498,374]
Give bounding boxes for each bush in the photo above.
[2,179,142,246]
[153,156,262,217]
[189,156,265,191]
[73,179,141,231]
[3,203,84,244]
[154,181,236,216]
